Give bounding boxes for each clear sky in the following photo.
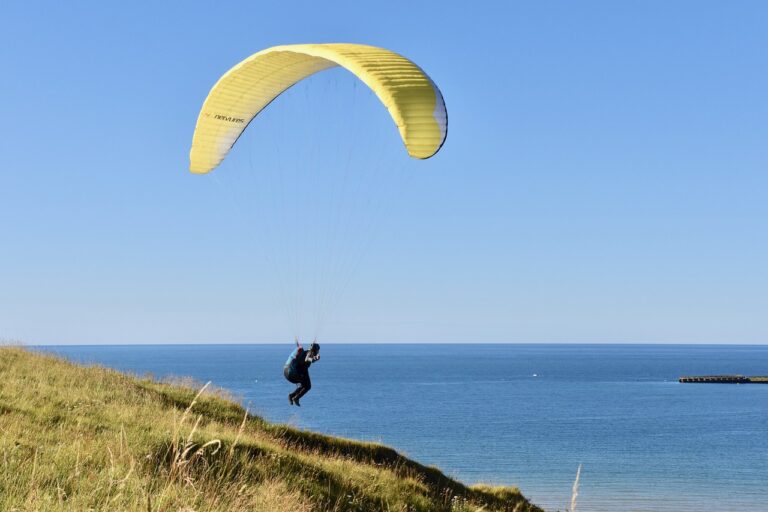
[1,1,766,344]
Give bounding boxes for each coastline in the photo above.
[0,346,541,511]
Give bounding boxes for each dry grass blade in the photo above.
[569,463,582,512]
[229,409,249,459]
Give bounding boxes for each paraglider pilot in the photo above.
[284,337,320,406]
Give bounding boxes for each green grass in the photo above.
[0,346,542,511]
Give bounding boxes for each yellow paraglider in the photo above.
[189,43,447,174]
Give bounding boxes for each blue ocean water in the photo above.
[41,344,768,512]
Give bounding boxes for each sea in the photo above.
[40,343,768,512]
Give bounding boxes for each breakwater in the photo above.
[679,375,768,383]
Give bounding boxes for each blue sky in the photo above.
[1,1,766,344]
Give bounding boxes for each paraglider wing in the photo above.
[189,43,447,174]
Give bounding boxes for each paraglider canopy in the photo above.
[187,43,447,340]
[189,43,447,174]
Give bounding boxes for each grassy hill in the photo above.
[0,347,543,511]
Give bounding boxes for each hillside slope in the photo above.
[0,347,542,511]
